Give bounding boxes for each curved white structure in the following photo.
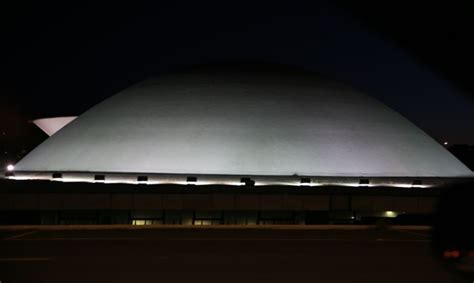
[14,65,472,181]
[33,116,77,136]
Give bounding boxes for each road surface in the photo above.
[0,226,468,283]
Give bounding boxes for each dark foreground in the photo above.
[0,226,468,283]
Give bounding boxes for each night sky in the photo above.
[1,1,473,166]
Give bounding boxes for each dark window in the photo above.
[359,179,370,186]
[4,171,14,177]
[412,180,422,186]
[137,176,148,182]
[300,178,311,185]
[52,172,62,179]
[94,175,105,181]
[240,177,255,186]
[186,176,197,183]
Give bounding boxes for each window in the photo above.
[52,172,62,179]
[300,178,311,185]
[186,176,197,184]
[132,219,163,225]
[412,180,423,188]
[359,179,369,187]
[240,177,255,186]
[137,176,148,182]
[94,175,105,181]
[194,219,221,225]
[4,171,14,177]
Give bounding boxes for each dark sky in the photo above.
[1,1,473,165]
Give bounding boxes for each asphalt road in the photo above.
[0,226,468,283]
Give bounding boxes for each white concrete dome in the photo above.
[14,65,472,178]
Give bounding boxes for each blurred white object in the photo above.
[33,117,77,136]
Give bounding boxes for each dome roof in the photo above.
[14,65,472,178]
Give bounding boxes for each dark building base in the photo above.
[0,179,450,226]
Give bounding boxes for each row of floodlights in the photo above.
[46,173,423,187]
[53,173,256,186]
